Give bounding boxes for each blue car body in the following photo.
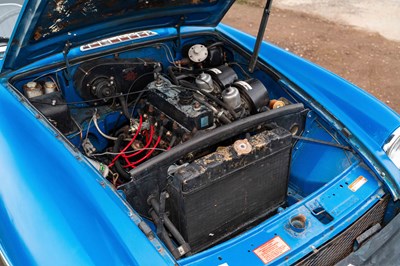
[0,1,399,265]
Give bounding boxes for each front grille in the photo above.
[296,195,389,266]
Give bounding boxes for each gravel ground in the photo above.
[274,0,400,42]
[223,3,400,113]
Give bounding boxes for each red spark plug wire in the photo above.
[122,125,155,167]
[123,132,162,168]
[108,115,143,167]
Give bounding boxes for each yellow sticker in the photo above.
[253,236,291,264]
[348,176,368,192]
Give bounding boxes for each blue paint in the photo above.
[290,111,358,196]
[1,0,235,71]
[178,163,384,266]
[217,23,400,198]
[0,80,175,265]
[0,6,398,264]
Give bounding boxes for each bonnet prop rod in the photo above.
[248,0,273,73]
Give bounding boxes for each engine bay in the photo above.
[12,34,360,259]
[0,0,394,260]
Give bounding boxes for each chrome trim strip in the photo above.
[383,126,400,169]
[383,127,400,153]
[80,31,158,52]
[0,249,10,266]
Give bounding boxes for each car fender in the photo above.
[0,81,174,265]
[217,23,400,197]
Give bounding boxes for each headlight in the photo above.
[383,127,400,169]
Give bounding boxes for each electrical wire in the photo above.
[31,69,63,82]
[124,134,162,168]
[91,148,168,156]
[122,126,155,167]
[23,42,175,101]
[129,90,145,120]
[109,115,143,167]
[92,110,118,141]
[124,126,155,159]
[26,44,182,108]
[0,3,22,7]
[85,116,94,141]
[69,117,83,139]
[228,62,251,79]
[30,88,154,106]
[125,71,156,111]
[158,43,177,66]
[30,73,62,92]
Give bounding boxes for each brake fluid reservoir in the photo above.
[44,81,57,94]
[23,81,43,98]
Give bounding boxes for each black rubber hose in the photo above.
[218,113,232,124]
[129,90,145,119]
[149,197,188,248]
[153,64,162,74]
[122,103,304,184]
[207,41,224,49]
[149,210,181,259]
[118,95,131,120]
[194,96,231,125]
[228,62,251,79]
[111,112,124,136]
[112,135,131,182]
[167,66,179,85]
[175,74,191,81]
[179,80,238,120]
[170,66,209,75]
